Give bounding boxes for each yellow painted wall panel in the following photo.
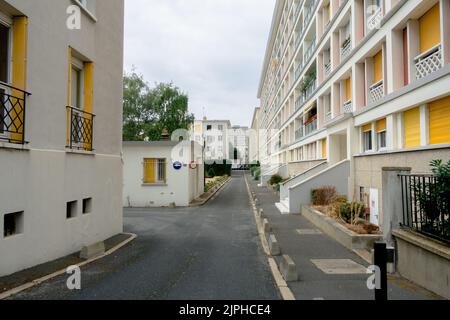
[346,77,351,101]
[322,139,327,159]
[144,159,156,184]
[419,3,441,53]
[374,50,383,83]
[429,96,450,145]
[404,107,421,148]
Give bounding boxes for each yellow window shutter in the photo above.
[419,3,441,54]
[404,107,421,148]
[322,139,327,159]
[362,123,372,132]
[83,62,94,114]
[376,118,387,133]
[11,16,28,143]
[346,77,351,101]
[144,159,155,184]
[429,96,450,145]
[374,50,383,83]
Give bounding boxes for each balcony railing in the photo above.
[0,82,31,145]
[303,6,313,29]
[324,61,331,76]
[295,127,304,141]
[325,111,332,122]
[304,79,317,98]
[304,117,317,136]
[341,100,353,114]
[340,38,351,59]
[400,174,450,245]
[304,39,316,62]
[367,7,383,31]
[295,62,304,80]
[295,96,304,111]
[369,80,384,104]
[67,106,95,151]
[415,45,443,80]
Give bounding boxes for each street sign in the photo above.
[173,161,182,170]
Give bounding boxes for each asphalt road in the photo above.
[11,172,280,300]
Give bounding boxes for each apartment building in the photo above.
[0,0,124,277]
[257,0,450,212]
[191,118,231,162]
[249,107,261,164]
[228,126,250,168]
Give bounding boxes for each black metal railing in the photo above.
[67,106,95,151]
[400,174,450,244]
[0,82,31,144]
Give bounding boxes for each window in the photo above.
[82,198,92,214]
[3,211,23,238]
[66,201,77,219]
[218,125,224,131]
[207,125,212,131]
[218,135,223,142]
[143,158,166,184]
[362,124,373,152]
[207,136,214,143]
[376,118,387,150]
[0,22,9,84]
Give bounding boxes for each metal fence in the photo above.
[399,174,450,244]
[67,106,95,151]
[0,82,31,144]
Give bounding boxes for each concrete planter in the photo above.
[302,206,383,250]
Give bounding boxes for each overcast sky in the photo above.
[124,0,275,127]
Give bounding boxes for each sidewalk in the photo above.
[246,173,441,300]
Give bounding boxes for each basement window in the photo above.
[82,198,92,214]
[3,212,24,238]
[66,201,78,219]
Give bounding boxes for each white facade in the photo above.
[191,119,231,162]
[123,141,204,208]
[0,0,124,277]
[228,126,250,167]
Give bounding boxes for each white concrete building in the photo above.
[228,126,250,167]
[256,0,450,298]
[0,0,124,277]
[191,118,231,162]
[123,141,204,208]
[249,108,262,164]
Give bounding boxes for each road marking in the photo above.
[296,229,323,235]
[244,174,296,301]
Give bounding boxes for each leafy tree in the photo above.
[123,70,195,141]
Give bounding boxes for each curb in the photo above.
[244,174,296,301]
[189,177,232,207]
[0,233,137,300]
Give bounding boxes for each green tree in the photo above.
[122,70,195,141]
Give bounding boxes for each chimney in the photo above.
[160,129,170,141]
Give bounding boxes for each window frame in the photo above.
[0,16,13,139]
[377,130,387,150]
[363,130,373,152]
[143,158,167,185]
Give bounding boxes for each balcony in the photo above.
[295,62,304,81]
[304,39,317,62]
[341,100,353,114]
[340,37,351,59]
[304,115,317,135]
[67,106,95,151]
[367,7,383,31]
[0,82,31,145]
[325,111,332,122]
[303,6,313,29]
[295,127,304,141]
[295,96,304,111]
[369,80,384,104]
[304,78,317,98]
[414,45,443,80]
[324,61,331,77]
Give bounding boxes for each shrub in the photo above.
[206,167,216,178]
[311,186,337,205]
[339,201,365,224]
[269,174,283,186]
[254,168,261,181]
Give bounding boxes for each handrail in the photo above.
[0,81,32,96]
[66,105,96,117]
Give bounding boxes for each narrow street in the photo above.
[10,172,280,300]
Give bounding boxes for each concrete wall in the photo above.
[0,0,124,277]
[288,160,350,214]
[393,229,450,299]
[123,143,204,208]
[354,147,450,225]
[287,159,325,177]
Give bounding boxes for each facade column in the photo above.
[420,104,429,147]
[406,19,419,84]
[386,29,404,94]
[441,0,450,65]
[353,62,365,111]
